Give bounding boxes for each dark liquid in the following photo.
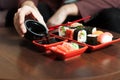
[45,33,50,44]
[38,34,63,44]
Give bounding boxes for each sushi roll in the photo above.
[65,29,75,39]
[86,34,99,45]
[69,22,84,30]
[58,26,69,37]
[70,22,83,27]
[83,27,97,34]
[97,32,113,44]
[73,29,87,43]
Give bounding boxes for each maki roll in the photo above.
[83,27,97,34]
[70,22,85,30]
[58,26,69,37]
[86,34,99,45]
[73,29,87,43]
[70,22,83,27]
[65,29,75,39]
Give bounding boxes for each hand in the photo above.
[14,5,47,37]
[47,3,78,27]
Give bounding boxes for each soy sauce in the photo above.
[38,34,63,44]
[45,33,50,44]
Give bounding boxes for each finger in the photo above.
[18,8,26,24]
[14,12,26,37]
[14,13,23,36]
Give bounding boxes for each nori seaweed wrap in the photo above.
[73,29,87,43]
[86,34,100,45]
[83,27,97,34]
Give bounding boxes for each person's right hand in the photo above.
[14,5,47,37]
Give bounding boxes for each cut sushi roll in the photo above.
[73,29,87,43]
[70,22,83,27]
[83,27,97,34]
[69,22,84,30]
[58,26,69,37]
[97,32,113,44]
[86,34,99,45]
[65,29,75,39]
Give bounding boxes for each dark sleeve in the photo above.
[18,0,38,7]
[75,0,120,18]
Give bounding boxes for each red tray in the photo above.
[32,16,120,60]
[48,40,88,60]
[87,38,120,51]
[32,34,88,60]
[32,34,67,52]
[48,16,120,51]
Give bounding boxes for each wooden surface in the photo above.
[0,26,120,80]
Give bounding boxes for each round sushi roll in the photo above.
[70,22,83,27]
[69,22,84,30]
[97,32,113,44]
[73,29,87,43]
[86,34,99,45]
[58,26,69,37]
[83,27,97,34]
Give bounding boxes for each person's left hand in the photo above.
[47,3,79,27]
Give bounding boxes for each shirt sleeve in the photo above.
[75,0,120,18]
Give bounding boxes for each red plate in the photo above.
[32,34,67,52]
[48,16,120,51]
[48,40,88,60]
[87,38,120,51]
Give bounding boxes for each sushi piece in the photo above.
[62,42,80,51]
[50,42,80,53]
[97,32,113,44]
[86,34,99,45]
[58,26,69,37]
[69,22,84,30]
[73,29,87,43]
[70,22,83,27]
[65,29,75,39]
[70,42,80,50]
[83,27,97,34]
[93,30,104,36]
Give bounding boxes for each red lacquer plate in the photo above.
[32,16,120,60]
[32,34,67,52]
[48,40,88,60]
[87,37,120,51]
[48,16,120,51]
